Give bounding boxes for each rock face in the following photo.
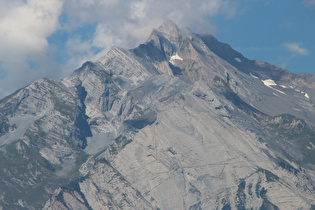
[1,21,315,209]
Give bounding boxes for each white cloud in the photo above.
[130,1,147,20]
[62,0,237,62]
[280,42,309,69]
[55,0,238,77]
[0,0,238,98]
[0,0,63,53]
[304,0,315,7]
[283,42,309,56]
[0,0,63,98]
[63,0,237,45]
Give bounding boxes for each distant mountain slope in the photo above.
[1,21,314,209]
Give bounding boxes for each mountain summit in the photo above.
[1,21,315,209]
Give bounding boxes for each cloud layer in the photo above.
[61,0,237,66]
[0,0,237,98]
[304,0,315,7]
[283,42,309,55]
[0,0,313,98]
[0,0,63,97]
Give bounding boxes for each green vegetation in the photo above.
[264,114,314,143]
[24,120,50,148]
[237,179,246,194]
[275,158,300,174]
[213,75,265,120]
[0,113,9,137]
[0,136,90,209]
[64,149,89,179]
[213,75,233,93]
[0,140,55,209]
[263,114,315,164]
[214,75,315,165]
[222,203,231,210]
[259,197,279,210]
[253,179,279,210]
[247,183,253,196]
[53,97,76,121]
[258,187,279,210]
[236,179,246,210]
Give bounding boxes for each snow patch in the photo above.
[262,79,286,95]
[279,85,288,89]
[305,93,310,99]
[294,89,310,99]
[0,115,42,146]
[273,88,286,95]
[262,79,277,87]
[85,131,115,155]
[235,57,241,62]
[170,53,183,65]
[250,73,259,79]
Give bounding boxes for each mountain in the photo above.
[0,21,315,209]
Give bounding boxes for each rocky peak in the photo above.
[155,20,182,41]
[145,20,188,56]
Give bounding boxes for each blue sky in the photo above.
[0,0,314,99]
[212,0,315,74]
